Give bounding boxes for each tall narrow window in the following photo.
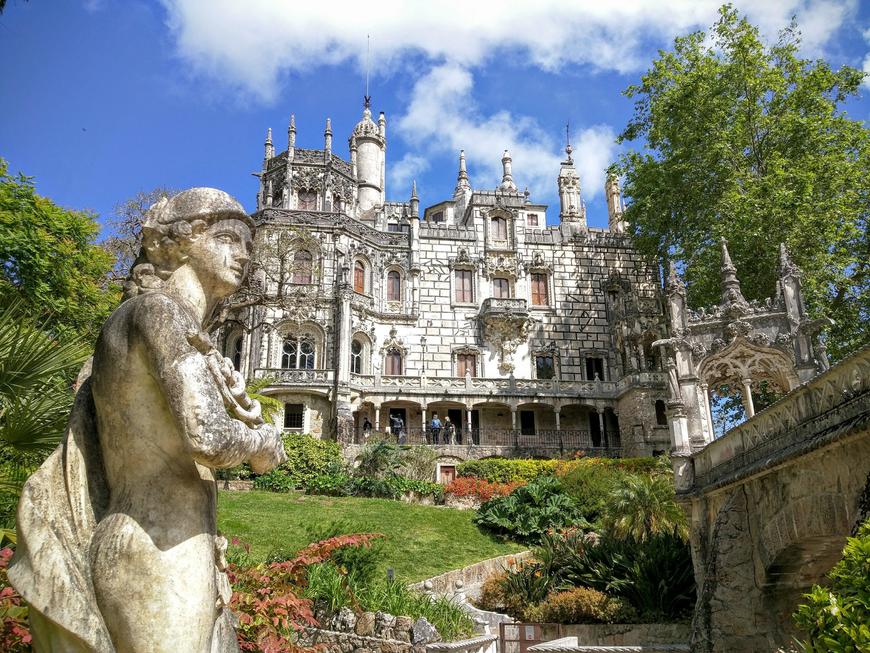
[350,339,363,374]
[531,272,549,306]
[655,399,668,426]
[454,269,474,303]
[585,357,605,381]
[387,270,401,301]
[230,336,243,371]
[299,338,315,369]
[520,410,536,436]
[535,355,555,380]
[457,353,477,377]
[491,217,508,241]
[492,277,510,299]
[281,338,298,369]
[527,213,539,227]
[298,190,317,210]
[385,349,403,375]
[333,196,342,212]
[293,250,313,284]
[353,261,366,294]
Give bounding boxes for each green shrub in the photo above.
[253,468,297,492]
[457,458,559,483]
[303,471,352,496]
[556,462,629,524]
[398,446,439,482]
[525,587,637,624]
[348,476,444,502]
[793,518,870,651]
[306,520,385,587]
[601,474,688,542]
[281,433,345,485]
[474,476,589,543]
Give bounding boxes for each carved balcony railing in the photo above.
[352,427,621,455]
[479,297,529,319]
[254,368,334,386]
[349,374,620,398]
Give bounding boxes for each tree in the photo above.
[0,159,120,342]
[618,6,869,361]
[101,186,178,282]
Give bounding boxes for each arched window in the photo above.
[387,270,401,301]
[385,349,403,376]
[230,335,243,371]
[354,261,366,294]
[333,196,342,212]
[293,250,313,285]
[351,339,363,374]
[298,190,317,210]
[282,336,316,369]
[491,216,508,240]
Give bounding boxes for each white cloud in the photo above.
[389,154,429,194]
[394,64,617,200]
[160,0,856,102]
[863,28,870,90]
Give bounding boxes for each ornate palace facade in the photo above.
[224,102,674,460]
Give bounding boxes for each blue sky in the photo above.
[1,0,868,235]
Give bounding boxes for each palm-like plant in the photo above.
[602,474,689,542]
[0,295,90,537]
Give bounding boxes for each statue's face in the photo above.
[186,218,253,300]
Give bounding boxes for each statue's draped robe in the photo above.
[9,378,114,651]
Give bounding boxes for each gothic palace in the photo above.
[223,101,674,467]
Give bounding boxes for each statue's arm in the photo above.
[134,294,285,472]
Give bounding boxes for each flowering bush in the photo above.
[0,547,31,653]
[228,533,383,652]
[444,477,525,503]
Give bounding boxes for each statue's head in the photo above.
[125,188,255,301]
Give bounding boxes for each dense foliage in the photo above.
[0,296,90,534]
[618,7,869,360]
[457,456,661,485]
[252,433,344,490]
[793,518,870,650]
[0,159,119,342]
[227,533,382,653]
[444,476,525,503]
[474,476,589,542]
[524,586,636,625]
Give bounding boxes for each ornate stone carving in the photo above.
[9,188,287,652]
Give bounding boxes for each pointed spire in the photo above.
[500,150,517,192]
[324,117,332,135]
[666,260,686,296]
[719,238,747,306]
[264,127,273,160]
[410,180,419,217]
[288,114,296,143]
[454,149,471,194]
[565,122,573,163]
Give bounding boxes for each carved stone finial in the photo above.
[500,150,517,192]
[667,261,686,296]
[719,238,747,307]
[779,242,800,278]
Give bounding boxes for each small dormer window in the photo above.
[431,211,444,223]
[527,213,539,227]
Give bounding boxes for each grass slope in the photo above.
[218,491,525,582]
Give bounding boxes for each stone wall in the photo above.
[408,550,532,597]
[298,608,438,653]
[538,623,691,646]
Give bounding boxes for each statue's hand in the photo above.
[248,424,287,474]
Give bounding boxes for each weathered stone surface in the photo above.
[412,617,440,645]
[355,611,376,636]
[8,188,287,652]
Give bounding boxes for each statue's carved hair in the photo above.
[123,188,253,300]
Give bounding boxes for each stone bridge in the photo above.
[676,345,870,652]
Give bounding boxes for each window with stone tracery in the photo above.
[282,336,316,369]
[491,216,508,241]
[454,269,474,303]
[351,339,363,374]
[228,334,243,371]
[298,190,317,210]
[535,354,555,380]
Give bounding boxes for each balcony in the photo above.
[479,297,529,319]
[254,368,334,388]
[352,427,621,456]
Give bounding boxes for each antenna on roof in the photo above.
[364,35,371,109]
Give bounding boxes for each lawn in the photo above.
[217,491,525,582]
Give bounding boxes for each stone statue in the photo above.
[9,188,288,652]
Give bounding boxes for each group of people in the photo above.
[359,411,461,445]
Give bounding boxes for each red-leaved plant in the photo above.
[444,477,525,503]
[0,547,31,652]
[228,533,383,653]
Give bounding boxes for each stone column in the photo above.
[554,408,561,431]
[598,409,608,448]
[374,405,381,432]
[467,407,474,445]
[421,406,427,444]
[741,379,755,418]
[700,382,715,441]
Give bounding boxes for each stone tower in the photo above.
[557,141,585,236]
[350,99,386,216]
